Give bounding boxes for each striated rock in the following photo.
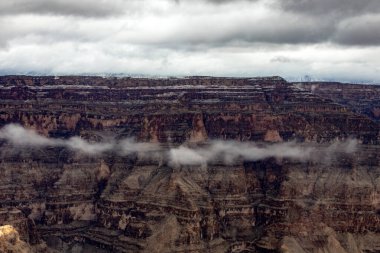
[294,81,380,122]
[0,76,379,252]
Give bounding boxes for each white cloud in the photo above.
[0,124,359,166]
[0,124,160,155]
[169,139,358,166]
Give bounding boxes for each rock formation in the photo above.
[0,75,379,253]
[0,224,49,253]
[294,81,380,122]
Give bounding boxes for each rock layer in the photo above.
[295,81,380,122]
[0,76,379,253]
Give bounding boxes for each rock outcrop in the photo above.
[0,225,30,253]
[0,225,49,253]
[0,76,380,253]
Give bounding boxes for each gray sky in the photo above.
[0,0,380,82]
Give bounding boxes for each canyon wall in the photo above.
[0,76,379,253]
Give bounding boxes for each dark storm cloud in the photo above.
[279,0,380,17]
[334,15,380,46]
[0,0,127,17]
[199,0,380,15]
[1,0,379,47]
[185,0,259,3]
[172,0,380,46]
[278,0,380,46]
[131,14,334,46]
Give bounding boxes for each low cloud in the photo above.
[0,124,57,146]
[271,56,295,63]
[0,124,359,166]
[169,139,358,166]
[0,124,160,155]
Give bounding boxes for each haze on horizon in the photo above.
[0,0,380,83]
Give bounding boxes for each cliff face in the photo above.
[295,81,380,122]
[0,76,380,253]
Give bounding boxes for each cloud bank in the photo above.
[0,124,160,155]
[0,124,358,166]
[0,0,380,82]
[169,139,358,166]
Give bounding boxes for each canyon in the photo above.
[0,76,379,253]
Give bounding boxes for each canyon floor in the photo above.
[0,76,379,253]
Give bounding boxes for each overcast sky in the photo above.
[0,0,380,82]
